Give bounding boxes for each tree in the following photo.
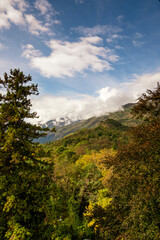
[105,83,160,239]
[0,69,52,239]
[131,82,160,121]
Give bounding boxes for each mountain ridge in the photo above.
[38,103,139,143]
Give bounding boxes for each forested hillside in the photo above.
[0,69,160,240]
[39,103,141,144]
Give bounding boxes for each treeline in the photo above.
[0,69,159,239]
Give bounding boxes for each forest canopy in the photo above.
[0,69,159,240]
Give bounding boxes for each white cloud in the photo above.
[115,45,124,50]
[35,0,52,15]
[72,25,122,37]
[106,34,128,44]
[0,0,55,35]
[32,70,160,123]
[52,20,61,25]
[81,36,103,44]
[112,34,123,39]
[32,93,122,124]
[0,0,26,29]
[98,86,120,101]
[123,72,160,99]
[22,37,119,78]
[106,38,113,43]
[25,14,50,35]
[34,0,60,24]
[22,44,42,59]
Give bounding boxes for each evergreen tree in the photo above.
[0,69,52,239]
[131,82,160,121]
[107,83,160,239]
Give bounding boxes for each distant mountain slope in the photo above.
[39,103,139,143]
[39,115,109,143]
[46,118,130,157]
[107,103,141,126]
[41,117,78,129]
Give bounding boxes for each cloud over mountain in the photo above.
[32,70,160,123]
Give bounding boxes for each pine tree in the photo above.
[0,69,52,239]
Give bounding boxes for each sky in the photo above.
[0,0,160,123]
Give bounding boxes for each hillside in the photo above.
[46,118,129,153]
[40,114,131,240]
[1,70,159,240]
[39,103,139,143]
[39,84,160,239]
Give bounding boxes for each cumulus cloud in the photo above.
[72,25,122,37]
[32,93,122,124]
[123,72,160,99]
[0,0,58,35]
[0,0,26,29]
[98,86,120,101]
[32,70,160,123]
[22,36,119,78]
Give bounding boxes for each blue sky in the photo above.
[0,0,160,122]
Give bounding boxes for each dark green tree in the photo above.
[0,69,52,239]
[131,82,160,121]
[106,83,160,239]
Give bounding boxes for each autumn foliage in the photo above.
[0,69,159,239]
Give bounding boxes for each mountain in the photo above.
[38,103,140,144]
[41,117,78,129]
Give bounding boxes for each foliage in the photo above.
[1,69,159,239]
[132,82,160,121]
[39,115,129,239]
[84,188,112,239]
[0,69,53,239]
[104,83,160,239]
